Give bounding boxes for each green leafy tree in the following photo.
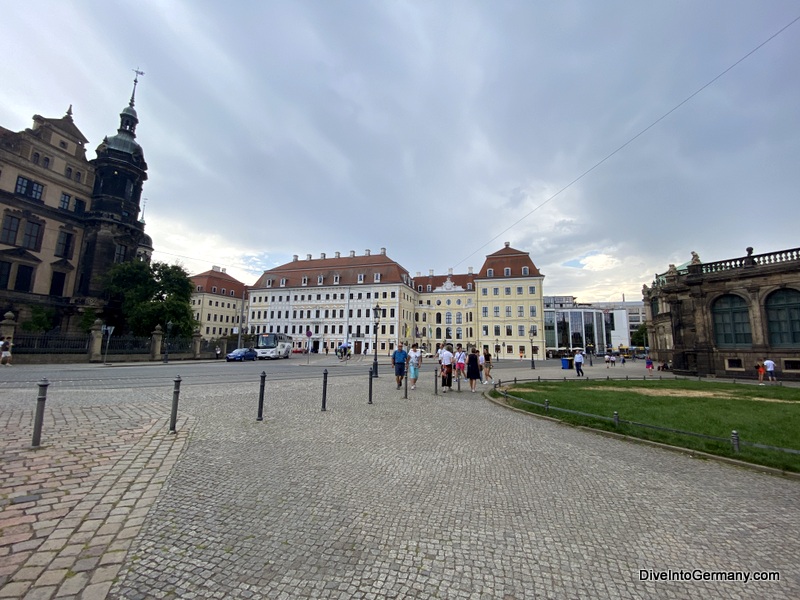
[20,305,56,332]
[631,323,648,347]
[104,261,197,336]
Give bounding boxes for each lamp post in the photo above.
[372,303,381,377]
[163,320,173,363]
[528,326,536,370]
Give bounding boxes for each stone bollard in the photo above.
[169,376,182,434]
[257,371,266,421]
[31,378,50,447]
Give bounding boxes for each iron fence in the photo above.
[105,336,152,354]
[12,333,90,354]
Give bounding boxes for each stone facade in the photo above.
[643,247,800,379]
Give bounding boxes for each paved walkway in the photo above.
[0,364,798,599]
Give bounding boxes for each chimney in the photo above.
[335,251,341,258]
[306,254,312,260]
[380,247,386,255]
[429,269,434,276]
[292,255,298,262]
[321,253,326,259]
[221,268,226,274]
[504,241,510,248]
[212,265,222,272]
[468,267,473,274]
[350,250,356,257]
[365,249,371,256]
[448,268,453,275]
[416,271,421,277]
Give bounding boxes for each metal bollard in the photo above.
[457,374,461,393]
[404,370,408,399]
[169,376,181,434]
[31,378,50,447]
[257,371,266,421]
[613,411,619,427]
[368,368,373,404]
[537,376,541,383]
[731,430,740,453]
[321,369,328,411]
[434,368,438,395]
[544,399,549,414]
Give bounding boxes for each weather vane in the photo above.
[130,67,145,106]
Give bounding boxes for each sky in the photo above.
[2,1,799,302]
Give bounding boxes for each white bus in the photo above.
[254,333,293,359]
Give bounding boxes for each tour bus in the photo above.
[254,332,293,359]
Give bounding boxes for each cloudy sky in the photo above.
[2,1,799,301]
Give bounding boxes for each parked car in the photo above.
[226,348,257,362]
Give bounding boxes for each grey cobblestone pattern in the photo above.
[1,364,798,599]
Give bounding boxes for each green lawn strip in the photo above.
[495,380,800,473]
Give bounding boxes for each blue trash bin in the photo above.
[561,357,570,370]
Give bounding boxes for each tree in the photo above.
[631,323,648,347]
[104,261,197,336]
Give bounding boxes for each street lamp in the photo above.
[163,320,173,363]
[528,326,536,370]
[372,303,381,377]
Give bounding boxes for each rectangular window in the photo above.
[505,306,512,317]
[59,193,71,209]
[518,325,525,336]
[15,176,44,200]
[493,288,499,296]
[0,261,10,289]
[55,231,73,258]
[14,264,34,292]
[517,286,523,295]
[114,243,127,263]
[1,215,20,245]
[482,325,488,336]
[357,274,364,283]
[482,307,488,317]
[494,325,501,336]
[529,286,536,294]
[481,288,487,296]
[505,287,511,295]
[506,325,513,336]
[74,198,86,214]
[49,271,66,296]
[530,306,537,317]
[518,306,525,317]
[493,306,500,317]
[22,222,42,250]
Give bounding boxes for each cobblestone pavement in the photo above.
[1,365,798,599]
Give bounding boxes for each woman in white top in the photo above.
[439,344,454,392]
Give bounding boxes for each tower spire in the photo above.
[130,67,145,107]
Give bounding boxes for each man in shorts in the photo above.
[408,343,422,390]
[392,343,408,389]
[763,358,777,382]
[1,337,12,366]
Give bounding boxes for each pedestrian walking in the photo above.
[605,354,610,368]
[408,343,422,390]
[763,358,777,383]
[215,345,221,360]
[756,361,766,384]
[454,344,467,382]
[1,337,12,366]
[574,350,584,377]
[392,342,408,389]
[483,350,494,384]
[440,344,454,392]
[645,356,654,375]
[467,348,481,392]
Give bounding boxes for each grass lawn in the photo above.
[493,379,800,473]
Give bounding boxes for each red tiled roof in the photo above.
[476,244,542,278]
[252,252,411,288]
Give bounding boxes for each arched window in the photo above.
[422,313,427,322]
[445,312,452,325]
[456,327,463,339]
[455,312,462,324]
[436,327,442,339]
[766,288,800,347]
[712,294,752,347]
[435,313,442,324]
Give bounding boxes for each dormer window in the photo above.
[196,285,203,292]
[487,268,494,277]
[357,273,364,283]
[522,266,529,275]
[333,274,340,285]
[230,290,235,296]
[266,279,273,288]
[374,273,381,282]
[302,276,308,286]
[221,288,226,295]
[212,286,217,293]
[318,275,324,284]
[504,267,511,276]
[280,278,287,287]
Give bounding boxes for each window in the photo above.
[482,307,488,317]
[42,157,50,169]
[75,172,82,183]
[21,222,42,250]
[32,152,40,164]
[505,306,512,317]
[334,275,340,284]
[59,193,71,209]
[766,288,800,347]
[530,306,537,317]
[482,325,489,336]
[518,325,526,336]
[65,167,73,179]
[427,285,432,292]
[0,261,10,289]
[55,231,73,258]
[455,312,463,324]
[15,176,44,200]
[357,273,364,283]
[522,267,529,276]
[494,325,501,336]
[493,288,499,296]
[211,286,217,293]
[712,294,752,346]
[504,267,511,276]
[505,287,511,295]
[221,288,226,295]
[487,268,494,277]
[280,278,286,287]
[1,215,20,245]
[529,286,536,294]
[445,312,452,325]
[494,306,500,317]
[14,265,34,292]
[302,276,308,286]
[518,306,525,317]
[506,325,513,336]
[74,199,86,214]
[114,243,127,263]
[318,275,324,285]
[49,271,67,296]
[374,273,381,282]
